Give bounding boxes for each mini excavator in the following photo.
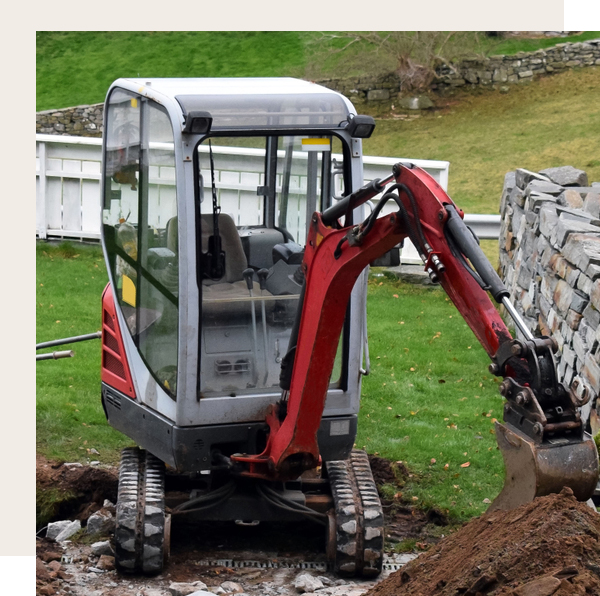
[98,77,599,576]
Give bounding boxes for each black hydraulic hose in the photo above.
[173,480,236,513]
[257,484,327,525]
[321,177,392,227]
[445,205,509,303]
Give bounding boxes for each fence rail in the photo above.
[36,134,500,262]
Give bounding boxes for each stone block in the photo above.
[293,574,324,593]
[398,95,434,110]
[492,68,508,82]
[526,180,565,197]
[557,189,584,209]
[553,216,600,247]
[573,330,589,362]
[582,354,600,392]
[563,344,577,368]
[518,70,534,78]
[572,289,590,314]
[525,191,558,213]
[582,301,599,329]
[515,168,550,189]
[591,279,600,312]
[87,509,115,535]
[368,89,391,102]
[553,279,573,315]
[509,186,526,208]
[563,320,575,343]
[583,192,600,218]
[169,581,210,596]
[541,165,589,187]
[563,234,600,270]
[539,204,559,238]
[539,295,551,319]
[586,263,600,281]
[538,314,551,337]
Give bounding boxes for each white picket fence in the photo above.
[36,134,499,262]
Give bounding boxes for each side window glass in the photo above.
[103,93,179,398]
[103,90,141,335]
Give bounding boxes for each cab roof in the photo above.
[111,77,355,131]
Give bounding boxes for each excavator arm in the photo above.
[232,163,599,510]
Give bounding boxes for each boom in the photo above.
[232,163,599,509]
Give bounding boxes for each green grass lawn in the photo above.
[36,242,131,463]
[36,31,310,111]
[360,273,504,521]
[37,242,506,522]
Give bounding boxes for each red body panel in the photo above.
[101,283,136,399]
[236,166,513,480]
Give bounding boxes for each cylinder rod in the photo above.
[501,297,534,341]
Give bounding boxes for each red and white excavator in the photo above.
[98,77,599,576]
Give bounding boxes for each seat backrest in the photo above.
[201,213,248,283]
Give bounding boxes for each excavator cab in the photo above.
[101,79,367,470]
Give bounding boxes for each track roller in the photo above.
[114,447,169,574]
[325,449,384,578]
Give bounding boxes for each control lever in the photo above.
[257,268,270,385]
[243,268,259,387]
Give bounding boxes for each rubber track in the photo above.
[326,449,384,578]
[114,447,166,574]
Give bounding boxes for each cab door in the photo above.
[102,88,180,410]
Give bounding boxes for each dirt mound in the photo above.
[36,454,118,528]
[367,487,600,596]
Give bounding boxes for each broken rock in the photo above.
[512,575,561,596]
[169,581,209,596]
[96,555,115,571]
[91,540,114,556]
[294,573,324,593]
[540,165,589,187]
[55,520,81,542]
[86,509,115,535]
[220,581,244,593]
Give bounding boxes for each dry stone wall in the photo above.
[498,165,600,411]
[36,103,104,137]
[435,39,600,89]
[318,39,600,103]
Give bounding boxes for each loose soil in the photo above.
[366,487,600,596]
[37,454,600,596]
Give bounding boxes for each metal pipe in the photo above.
[243,268,260,387]
[36,331,101,351]
[257,269,270,385]
[501,297,534,341]
[36,350,74,361]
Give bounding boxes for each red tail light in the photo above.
[101,284,136,398]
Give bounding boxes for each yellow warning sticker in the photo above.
[302,138,331,152]
[131,98,138,108]
[122,275,136,307]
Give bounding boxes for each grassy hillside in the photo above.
[36,31,599,111]
[36,31,309,111]
[363,67,600,214]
